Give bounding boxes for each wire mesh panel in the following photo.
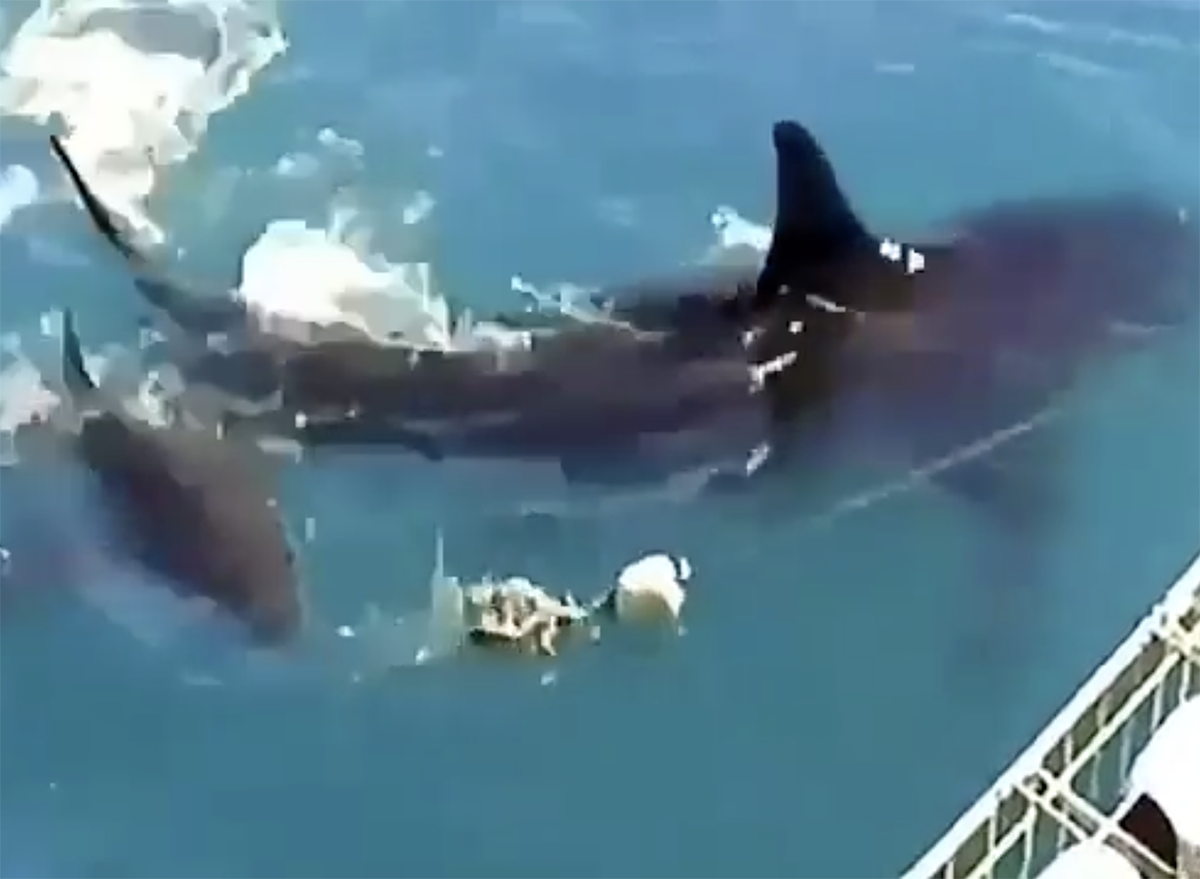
[902,553,1200,879]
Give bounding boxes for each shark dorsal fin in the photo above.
[60,309,100,401]
[750,120,936,316]
[754,120,877,311]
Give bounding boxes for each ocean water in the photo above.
[1,2,1198,876]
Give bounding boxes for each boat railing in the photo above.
[901,552,1200,879]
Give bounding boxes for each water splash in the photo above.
[0,0,287,243]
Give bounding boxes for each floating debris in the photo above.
[462,577,597,658]
[456,551,691,658]
[337,540,691,674]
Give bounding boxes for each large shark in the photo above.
[53,309,305,646]
[47,131,848,490]
[599,119,1197,521]
[48,120,1196,509]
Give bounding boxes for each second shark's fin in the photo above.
[60,309,100,400]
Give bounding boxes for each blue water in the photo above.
[1,2,1198,876]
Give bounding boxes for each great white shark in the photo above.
[603,120,1197,520]
[47,129,842,490]
[48,120,1196,516]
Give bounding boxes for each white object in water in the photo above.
[237,219,460,347]
[336,543,694,677]
[461,576,594,657]
[1034,840,1139,879]
[612,553,690,628]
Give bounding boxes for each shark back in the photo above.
[940,194,1196,353]
[269,320,767,459]
[59,312,303,644]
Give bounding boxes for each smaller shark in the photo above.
[56,309,305,646]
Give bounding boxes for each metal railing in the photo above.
[902,553,1200,879]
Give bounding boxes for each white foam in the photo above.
[0,163,40,230]
[41,155,770,352]
[0,313,172,466]
[707,205,771,261]
[0,0,287,244]
[508,205,772,328]
[241,129,484,347]
[271,126,366,181]
[237,200,534,351]
[239,217,438,342]
[0,342,62,464]
[1,316,79,464]
[509,274,609,326]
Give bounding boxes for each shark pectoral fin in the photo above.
[883,344,1066,534]
[392,426,445,462]
[296,414,445,461]
[558,444,654,486]
[879,347,1069,659]
[132,272,249,338]
[931,414,1066,668]
[931,410,1064,538]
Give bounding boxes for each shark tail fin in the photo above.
[753,120,875,311]
[50,135,249,337]
[60,309,100,403]
[48,135,142,267]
